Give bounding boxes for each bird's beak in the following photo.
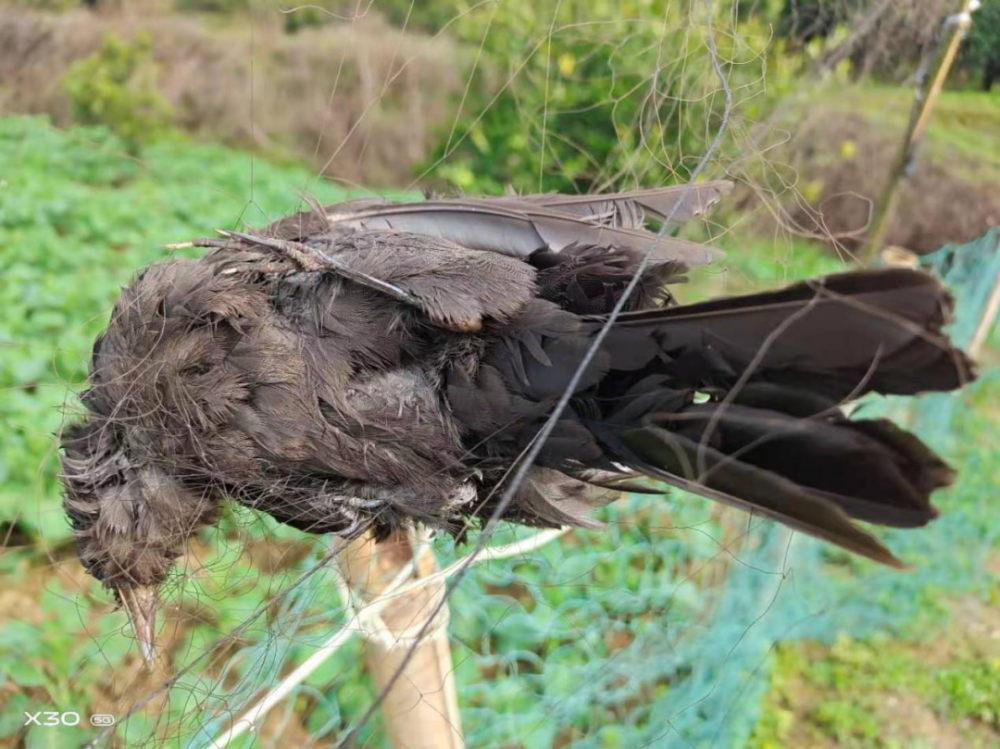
[117,586,158,667]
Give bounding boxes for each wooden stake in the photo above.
[862,0,978,263]
[336,528,464,749]
[969,273,1000,359]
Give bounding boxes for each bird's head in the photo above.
[59,260,262,664]
[60,419,217,665]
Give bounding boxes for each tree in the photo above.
[961,0,1000,90]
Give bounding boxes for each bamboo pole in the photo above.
[861,0,978,263]
[336,528,464,749]
[969,273,1000,359]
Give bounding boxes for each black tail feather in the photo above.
[582,269,972,565]
[583,269,972,565]
[596,268,975,400]
[602,397,952,531]
[595,420,908,568]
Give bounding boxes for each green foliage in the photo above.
[0,580,133,745]
[380,1,780,195]
[172,0,337,31]
[753,623,1000,746]
[62,33,173,152]
[775,0,859,45]
[809,699,881,744]
[961,0,1000,90]
[281,4,329,34]
[937,660,1000,729]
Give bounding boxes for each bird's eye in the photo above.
[181,363,212,377]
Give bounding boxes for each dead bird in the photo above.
[59,181,975,663]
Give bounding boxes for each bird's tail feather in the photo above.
[581,268,972,566]
[591,401,952,567]
[596,267,974,399]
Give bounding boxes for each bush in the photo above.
[387,1,778,195]
[5,7,460,185]
[961,0,1000,90]
[62,32,173,152]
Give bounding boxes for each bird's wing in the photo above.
[219,229,539,333]
[486,180,734,229]
[325,230,540,332]
[318,198,723,266]
[248,185,728,330]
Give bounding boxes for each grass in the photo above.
[751,626,1000,748]
[828,84,1000,185]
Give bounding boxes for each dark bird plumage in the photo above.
[59,181,975,661]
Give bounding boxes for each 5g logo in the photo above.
[23,712,115,727]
